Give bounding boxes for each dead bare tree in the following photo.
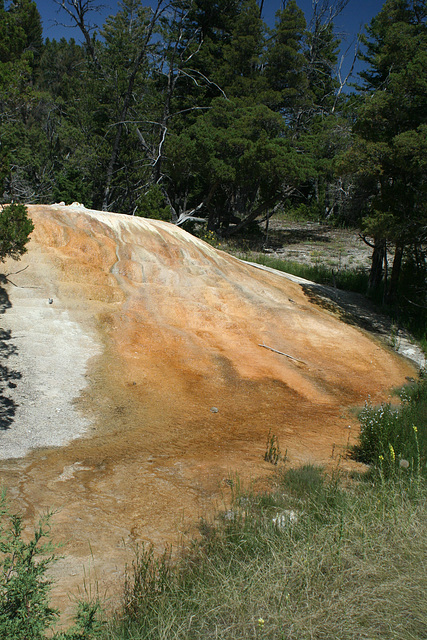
[305,0,353,115]
[101,0,168,211]
[333,37,359,112]
[310,0,351,24]
[132,2,229,225]
[55,0,104,71]
[55,0,170,211]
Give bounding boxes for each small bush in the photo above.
[352,377,427,480]
[0,493,59,639]
[0,493,102,640]
[0,203,34,262]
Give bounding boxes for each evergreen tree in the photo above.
[0,203,34,262]
[0,0,50,202]
[219,0,266,100]
[348,0,427,300]
[167,97,310,232]
[0,0,43,66]
[305,20,339,117]
[264,0,308,119]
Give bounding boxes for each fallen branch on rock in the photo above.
[258,343,306,365]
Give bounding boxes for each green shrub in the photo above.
[352,377,427,480]
[0,493,102,640]
[0,203,34,262]
[0,493,59,639]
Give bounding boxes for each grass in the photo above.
[2,376,426,639]
[107,467,427,640]
[101,377,427,639]
[240,252,369,295]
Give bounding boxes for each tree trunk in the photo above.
[386,244,404,304]
[367,238,385,293]
[152,67,175,186]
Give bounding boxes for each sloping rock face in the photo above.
[0,204,416,619]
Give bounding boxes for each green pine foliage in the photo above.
[0,494,59,639]
[353,376,427,481]
[346,0,427,302]
[0,203,34,262]
[264,1,308,117]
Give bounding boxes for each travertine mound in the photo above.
[0,204,415,619]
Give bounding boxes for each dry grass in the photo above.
[108,466,427,640]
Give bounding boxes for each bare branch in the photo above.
[161,188,178,222]
[310,0,351,27]
[258,343,306,364]
[175,202,205,226]
[332,37,360,111]
[136,127,152,156]
[178,68,228,99]
[153,125,167,170]
[359,234,375,248]
[54,0,104,70]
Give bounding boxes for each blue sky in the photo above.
[35,0,386,79]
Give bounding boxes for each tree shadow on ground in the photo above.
[301,283,394,336]
[225,223,333,252]
[270,227,332,247]
[0,281,20,430]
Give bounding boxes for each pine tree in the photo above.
[350,0,427,301]
[0,204,34,262]
[219,0,267,100]
[0,0,49,202]
[264,0,308,120]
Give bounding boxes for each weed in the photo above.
[122,543,173,624]
[389,322,401,350]
[198,229,222,249]
[264,430,281,465]
[111,468,427,640]
[352,377,427,481]
[0,492,102,640]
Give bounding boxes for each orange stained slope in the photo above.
[0,205,416,620]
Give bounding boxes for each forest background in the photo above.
[0,0,426,328]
